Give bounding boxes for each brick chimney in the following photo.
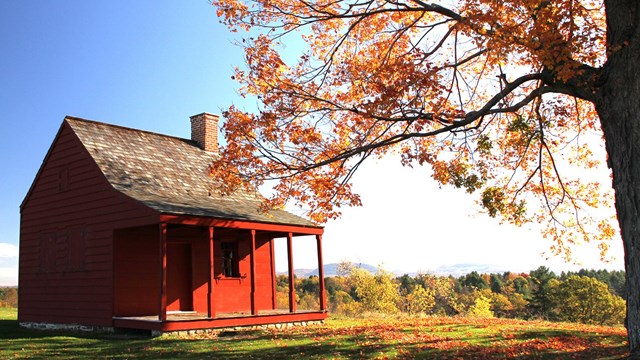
[190,112,219,153]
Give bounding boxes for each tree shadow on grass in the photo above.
[3,336,631,360]
[0,318,149,340]
[402,328,629,360]
[160,331,629,360]
[0,316,631,360]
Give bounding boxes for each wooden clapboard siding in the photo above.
[19,122,159,327]
[254,237,276,310]
[209,234,275,313]
[19,116,325,332]
[113,225,160,317]
[113,225,279,317]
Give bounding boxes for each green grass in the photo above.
[0,308,629,359]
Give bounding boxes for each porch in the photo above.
[112,215,327,332]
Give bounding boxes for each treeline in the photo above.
[280,264,626,326]
[0,287,17,308]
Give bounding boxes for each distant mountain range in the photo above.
[432,263,511,277]
[283,262,510,278]
[308,263,378,277]
[279,263,378,277]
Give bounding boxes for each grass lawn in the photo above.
[0,307,629,359]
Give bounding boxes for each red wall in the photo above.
[161,226,277,315]
[113,226,160,317]
[19,123,159,326]
[20,121,281,326]
[162,226,207,313]
[112,225,277,317]
[213,234,276,313]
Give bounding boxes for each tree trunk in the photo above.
[596,34,640,353]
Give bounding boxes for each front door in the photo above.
[167,243,193,311]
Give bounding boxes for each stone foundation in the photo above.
[20,321,115,334]
[19,319,325,337]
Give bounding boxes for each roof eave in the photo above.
[159,212,324,235]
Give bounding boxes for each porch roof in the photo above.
[66,116,320,228]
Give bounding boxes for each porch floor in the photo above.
[114,309,320,322]
[112,309,327,332]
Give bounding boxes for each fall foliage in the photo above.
[547,275,626,325]
[212,0,614,257]
[281,264,626,326]
[0,288,17,308]
[211,0,640,352]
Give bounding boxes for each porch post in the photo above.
[208,226,215,319]
[316,234,327,311]
[269,238,277,309]
[250,230,257,315]
[287,232,296,313]
[158,222,167,322]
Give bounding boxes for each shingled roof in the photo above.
[65,116,318,228]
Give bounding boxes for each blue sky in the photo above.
[0,1,624,285]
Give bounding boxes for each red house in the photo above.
[19,113,327,334]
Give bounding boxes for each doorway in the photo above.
[167,243,193,312]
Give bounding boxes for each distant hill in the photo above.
[433,263,510,277]
[393,263,511,277]
[307,263,377,277]
[282,263,511,278]
[279,263,378,277]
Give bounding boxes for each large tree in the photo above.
[211,0,640,351]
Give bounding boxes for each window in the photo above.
[38,227,86,274]
[58,167,69,192]
[221,242,239,277]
